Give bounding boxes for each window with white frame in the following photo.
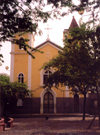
[18,73,24,83]
[43,70,52,85]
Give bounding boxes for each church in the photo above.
[10,17,90,114]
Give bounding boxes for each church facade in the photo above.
[10,17,91,114]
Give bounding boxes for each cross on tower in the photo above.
[45,24,51,41]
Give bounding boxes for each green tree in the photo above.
[0,74,10,117]
[0,74,10,83]
[0,74,29,118]
[0,0,51,59]
[44,25,100,120]
[0,0,99,62]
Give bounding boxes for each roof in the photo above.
[69,16,78,29]
[33,40,62,51]
[63,16,79,35]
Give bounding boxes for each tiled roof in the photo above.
[69,16,78,29]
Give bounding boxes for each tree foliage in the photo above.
[0,0,51,42]
[0,0,99,62]
[0,80,29,100]
[0,74,10,83]
[0,0,51,60]
[44,24,100,86]
[0,74,29,117]
[0,0,71,61]
[43,24,100,120]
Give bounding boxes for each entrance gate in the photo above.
[43,92,54,113]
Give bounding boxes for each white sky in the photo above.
[0,11,81,75]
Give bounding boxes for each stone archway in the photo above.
[43,91,54,113]
[40,88,56,114]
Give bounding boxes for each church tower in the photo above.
[10,17,84,114]
[69,16,79,29]
[63,16,79,40]
[10,32,34,90]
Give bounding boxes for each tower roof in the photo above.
[69,16,78,29]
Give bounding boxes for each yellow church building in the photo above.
[10,17,85,114]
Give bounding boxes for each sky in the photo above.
[0,11,81,75]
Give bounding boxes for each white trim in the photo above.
[10,43,15,82]
[17,72,24,82]
[27,33,33,90]
[10,52,27,55]
[28,55,32,90]
[65,86,69,97]
[40,69,44,86]
[17,72,24,77]
[40,88,56,114]
[18,73,24,83]
[36,41,62,51]
[28,33,34,47]
[40,69,55,86]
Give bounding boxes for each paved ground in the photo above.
[1,116,100,135]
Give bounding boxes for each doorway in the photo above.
[74,94,79,113]
[43,91,54,113]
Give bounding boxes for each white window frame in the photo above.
[18,73,24,83]
[40,69,53,86]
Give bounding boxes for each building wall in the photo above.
[12,32,87,114]
[31,42,66,98]
[10,32,33,84]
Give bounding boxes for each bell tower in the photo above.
[63,16,79,40]
[10,32,34,90]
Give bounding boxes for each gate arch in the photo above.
[40,88,56,114]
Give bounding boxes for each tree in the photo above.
[0,74,10,117]
[0,0,51,60]
[0,0,75,63]
[0,74,29,118]
[43,24,100,120]
[0,74,10,83]
[0,0,99,62]
[0,0,99,47]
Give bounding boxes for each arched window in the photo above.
[18,73,24,83]
[43,70,52,85]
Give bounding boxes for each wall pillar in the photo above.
[10,43,15,82]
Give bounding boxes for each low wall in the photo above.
[9,97,93,114]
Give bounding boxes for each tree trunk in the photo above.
[83,93,86,120]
